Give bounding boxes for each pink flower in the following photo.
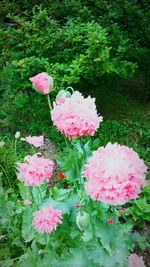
[17,154,54,186]
[128,254,145,267]
[29,72,53,95]
[83,143,147,205]
[32,208,62,234]
[21,135,44,148]
[24,199,32,206]
[51,91,103,139]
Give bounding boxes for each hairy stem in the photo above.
[47,94,52,111]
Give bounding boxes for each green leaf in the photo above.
[57,248,97,267]
[95,221,131,255]
[95,222,112,255]
[70,227,80,239]
[40,197,70,214]
[57,150,82,181]
[88,244,128,267]
[82,227,93,242]
[22,208,34,242]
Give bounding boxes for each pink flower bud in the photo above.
[29,72,53,95]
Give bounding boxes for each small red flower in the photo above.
[58,172,65,180]
[107,218,114,225]
[76,203,80,209]
[118,208,127,213]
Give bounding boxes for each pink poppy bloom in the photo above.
[29,72,53,95]
[51,91,103,139]
[17,153,54,186]
[32,208,62,234]
[128,253,145,267]
[21,135,44,148]
[83,142,147,205]
[24,199,32,206]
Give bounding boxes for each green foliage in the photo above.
[1,7,136,86]
[95,119,129,147]
[1,2,149,136]
[0,183,25,264]
[127,194,150,227]
[131,231,150,252]
[0,139,17,187]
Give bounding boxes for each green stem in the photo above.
[29,187,38,207]
[14,139,17,153]
[65,86,74,94]
[37,187,42,203]
[74,148,82,191]
[112,206,116,234]
[44,233,49,245]
[88,199,95,241]
[47,94,52,111]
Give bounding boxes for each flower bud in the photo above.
[29,73,53,95]
[0,141,5,148]
[56,90,71,99]
[15,131,21,139]
[76,211,90,231]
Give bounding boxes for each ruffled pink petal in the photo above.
[83,143,147,205]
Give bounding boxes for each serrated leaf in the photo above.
[52,188,71,201]
[95,221,131,255]
[70,227,80,239]
[82,228,93,242]
[57,248,97,267]
[40,197,70,214]
[87,244,128,267]
[22,208,34,242]
[95,222,112,254]
[57,150,82,181]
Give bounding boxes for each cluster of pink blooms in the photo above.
[21,135,44,148]
[128,254,145,267]
[83,142,147,205]
[32,208,62,234]
[51,91,103,139]
[17,154,54,186]
[29,72,53,95]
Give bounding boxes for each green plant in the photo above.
[0,138,18,188]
